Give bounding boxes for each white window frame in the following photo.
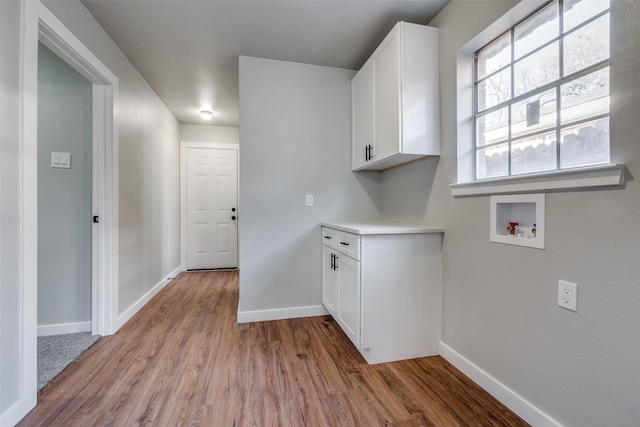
[451,0,625,197]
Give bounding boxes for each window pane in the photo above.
[560,118,609,168]
[514,42,559,97]
[564,0,610,32]
[477,33,511,79]
[564,14,609,76]
[511,89,557,139]
[511,132,557,175]
[561,67,609,124]
[476,143,508,179]
[477,107,508,147]
[478,67,511,111]
[514,2,559,59]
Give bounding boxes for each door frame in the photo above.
[179,141,239,271]
[12,1,119,421]
[33,0,119,337]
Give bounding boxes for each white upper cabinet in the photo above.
[351,22,440,171]
[351,61,374,171]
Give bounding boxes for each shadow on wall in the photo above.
[380,156,439,220]
[354,170,382,209]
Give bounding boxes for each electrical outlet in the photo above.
[305,194,314,207]
[558,280,578,312]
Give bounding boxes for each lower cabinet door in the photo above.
[337,254,361,348]
[321,245,338,316]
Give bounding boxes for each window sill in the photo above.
[450,164,626,197]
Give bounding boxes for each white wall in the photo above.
[1,0,180,422]
[40,0,181,315]
[380,1,640,425]
[180,124,239,144]
[238,56,380,317]
[0,0,26,420]
[37,43,93,330]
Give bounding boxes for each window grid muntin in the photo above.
[473,0,610,181]
[514,2,559,60]
[508,27,514,176]
[477,58,609,119]
[479,110,609,155]
[474,2,609,90]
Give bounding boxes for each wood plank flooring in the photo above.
[19,270,528,426]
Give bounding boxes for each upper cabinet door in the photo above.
[351,61,374,170]
[351,22,440,172]
[372,30,401,162]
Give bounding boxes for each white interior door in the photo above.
[186,147,238,270]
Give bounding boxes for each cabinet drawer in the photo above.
[322,227,361,260]
[336,230,360,260]
[321,227,339,249]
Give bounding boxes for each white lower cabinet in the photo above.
[336,252,360,347]
[321,244,339,315]
[321,223,444,364]
[322,227,361,347]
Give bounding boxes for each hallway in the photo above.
[19,270,527,426]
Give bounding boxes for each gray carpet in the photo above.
[38,332,101,391]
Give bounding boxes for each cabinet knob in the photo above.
[232,207,236,212]
[231,216,236,220]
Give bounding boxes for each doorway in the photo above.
[180,142,239,270]
[7,3,119,422]
[36,42,98,390]
[37,42,94,336]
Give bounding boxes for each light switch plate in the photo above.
[51,152,71,169]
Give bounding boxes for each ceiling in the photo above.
[80,0,449,127]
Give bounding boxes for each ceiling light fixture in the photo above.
[200,110,213,120]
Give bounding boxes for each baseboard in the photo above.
[439,342,561,427]
[237,304,329,323]
[116,266,181,330]
[0,396,36,427]
[169,265,184,279]
[37,321,92,337]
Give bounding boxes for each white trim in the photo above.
[490,193,545,249]
[9,2,40,425]
[439,342,562,427]
[237,305,329,324]
[181,141,239,150]
[115,266,181,330]
[451,163,625,197]
[179,141,239,271]
[6,1,120,424]
[35,0,120,338]
[37,322,92,337]
[455,1,547,184]
[454,0,621,198]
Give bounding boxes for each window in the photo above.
[473,0,610,181]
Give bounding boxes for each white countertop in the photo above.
[321,221,445,235]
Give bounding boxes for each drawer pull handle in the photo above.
[323,236,332,239]
[340,242,350,246]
